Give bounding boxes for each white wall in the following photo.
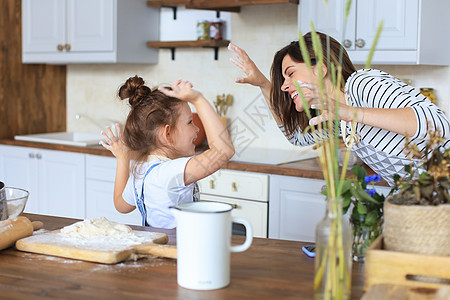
[67,4,450,155]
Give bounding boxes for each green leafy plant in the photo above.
[390,129,449,206]
[341,166,386,260]
[341,165,386,228]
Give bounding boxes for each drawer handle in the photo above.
[232,182,237,192]
[209,180,215,189]
[200,200,238,209]
[220,202,239,209]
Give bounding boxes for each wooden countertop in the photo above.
[0,139,386,184]
[0,214,366,299]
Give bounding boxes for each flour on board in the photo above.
[60,217,132,238]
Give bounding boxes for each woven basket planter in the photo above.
[383,198,450,256]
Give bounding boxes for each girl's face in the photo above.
[280,54,318,112]
[170,103,199,158]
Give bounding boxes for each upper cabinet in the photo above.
[22,0,160,64]
[298,0,450,65]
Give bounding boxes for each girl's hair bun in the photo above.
[119,75,152,107]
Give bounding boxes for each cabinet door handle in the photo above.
[200,199,239,209]
[343,39,352,48]
[355,38,366,48]
[36,153,42,159]
[57,44,64,51]
[209,180,215,189]
[29,153,35,159]
[65,44,71,51]
[231,182,237,192]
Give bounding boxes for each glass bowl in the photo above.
[5,187,29,219]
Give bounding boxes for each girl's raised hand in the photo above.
[228,43,269,88]
[159,80,201,103]
[100,124,130,160]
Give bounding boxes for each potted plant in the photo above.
[383,129,450,256]
[341,166,386,262]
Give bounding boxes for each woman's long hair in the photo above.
[270,32,356,137]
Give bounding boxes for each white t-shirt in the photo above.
[123,156,198,228]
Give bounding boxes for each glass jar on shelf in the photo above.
[420,88,436,104]
[209,19,224,40]
[196,20,210,40]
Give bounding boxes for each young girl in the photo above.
[100,76,234,228]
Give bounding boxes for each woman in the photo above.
[228,32,450,186]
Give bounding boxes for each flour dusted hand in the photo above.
[61,217,132,238]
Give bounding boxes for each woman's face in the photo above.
[280,54,318,112]
[170,102,199,158]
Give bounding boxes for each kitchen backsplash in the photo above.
[67,5,450,157]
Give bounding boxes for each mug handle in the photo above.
[230,217,253,253]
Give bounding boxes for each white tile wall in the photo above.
[67,4,450,156]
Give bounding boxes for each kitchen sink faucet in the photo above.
[75,114,122,135]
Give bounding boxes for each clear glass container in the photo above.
[314,198,353,300]
[0,181,7,220]
[196,20,210,40]
[352,216,383,262]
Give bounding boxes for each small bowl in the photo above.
[5,187,29,219]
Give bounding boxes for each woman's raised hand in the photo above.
[159,80,201,104]
[309,98,358,126]
[228,43,270,88]
[100,124,130,160]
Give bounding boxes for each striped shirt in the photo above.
[280,69,450,186]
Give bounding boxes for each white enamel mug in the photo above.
[171,201,253,290]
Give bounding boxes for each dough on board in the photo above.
[61,217,132,237]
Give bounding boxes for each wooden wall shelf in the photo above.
[147,40,230,60]
[146,0,298,57]
[187,0,298,9]
[147,0,298,14]
[147,0,298,7]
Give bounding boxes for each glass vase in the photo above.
[314,198,353,300]
[352,218,383,262]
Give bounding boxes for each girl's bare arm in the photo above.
[159,81,235,185]
[100,124,136,213]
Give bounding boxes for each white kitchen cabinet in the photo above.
[197,169,269,238]
[0,145,39,213]
[0,145,85,218]
[85,155,141,225]
[298,0,450,65]
[270,174,393,243]
[269,175,327,242]
[22,0,159,64]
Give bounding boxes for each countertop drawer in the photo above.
[201,194,268,238]
[198,169,269,202]
[86,155,116,182]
